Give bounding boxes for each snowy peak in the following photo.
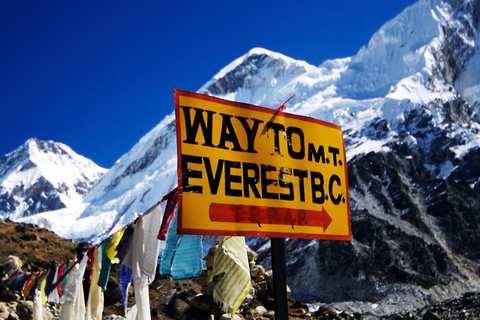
[200,47,317,108]
[0,138,107,220]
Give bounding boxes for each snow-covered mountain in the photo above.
[0,138,107,220]
[4,0,480,316]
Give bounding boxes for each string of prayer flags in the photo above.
[170,234,202,280]
[126,304,138,320]
[4,272,28,294]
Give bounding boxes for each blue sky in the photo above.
[1,1,417,168]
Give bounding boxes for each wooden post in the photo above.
[271,238,288,320]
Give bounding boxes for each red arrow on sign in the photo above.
[209,203,332,231]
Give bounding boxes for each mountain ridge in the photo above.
[0,138,107,221]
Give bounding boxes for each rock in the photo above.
[7,311,19,320]
[15,300,33,318]
[246,247,258,262]
[169,298,190,320]
[188,294,217,319]
[316,307,338,317]
[264,270,273,292]
[203,246,217,270]
[254,281,268,296]
[289,307,308,317]
[20,233,41,241]
[0,302,10,319]
[263,310,275,318]
[261,296,275,311]
[220,313,243,320]
[255,275,265,283]
[250,265,264,278]
[166,289,198,320]
[14,225,27,233]
[241,293,255,309]
[338,311,355,319]
[254,305,267,315]
[383,315,405,319]
[422,310,441,320]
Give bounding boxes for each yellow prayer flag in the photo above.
[105,227,126,264]
[210,236,252,313]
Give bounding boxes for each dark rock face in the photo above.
[382,292,480,319]
[426,178,480,261]
[23,177,66,216]
[304,148,462,301]
[34,140,69,156]
[0,145,30,178]
[0,190,18,214]
[250,128,480,308]
[0,177,66,217]
[441,0,479,83]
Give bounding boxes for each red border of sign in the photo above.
[174,89,352,241]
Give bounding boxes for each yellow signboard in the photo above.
[175,90,351,240]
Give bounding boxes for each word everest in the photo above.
[179,106,347,206]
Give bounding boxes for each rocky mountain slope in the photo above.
[1,0,479,318]
[0,138,107,220]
